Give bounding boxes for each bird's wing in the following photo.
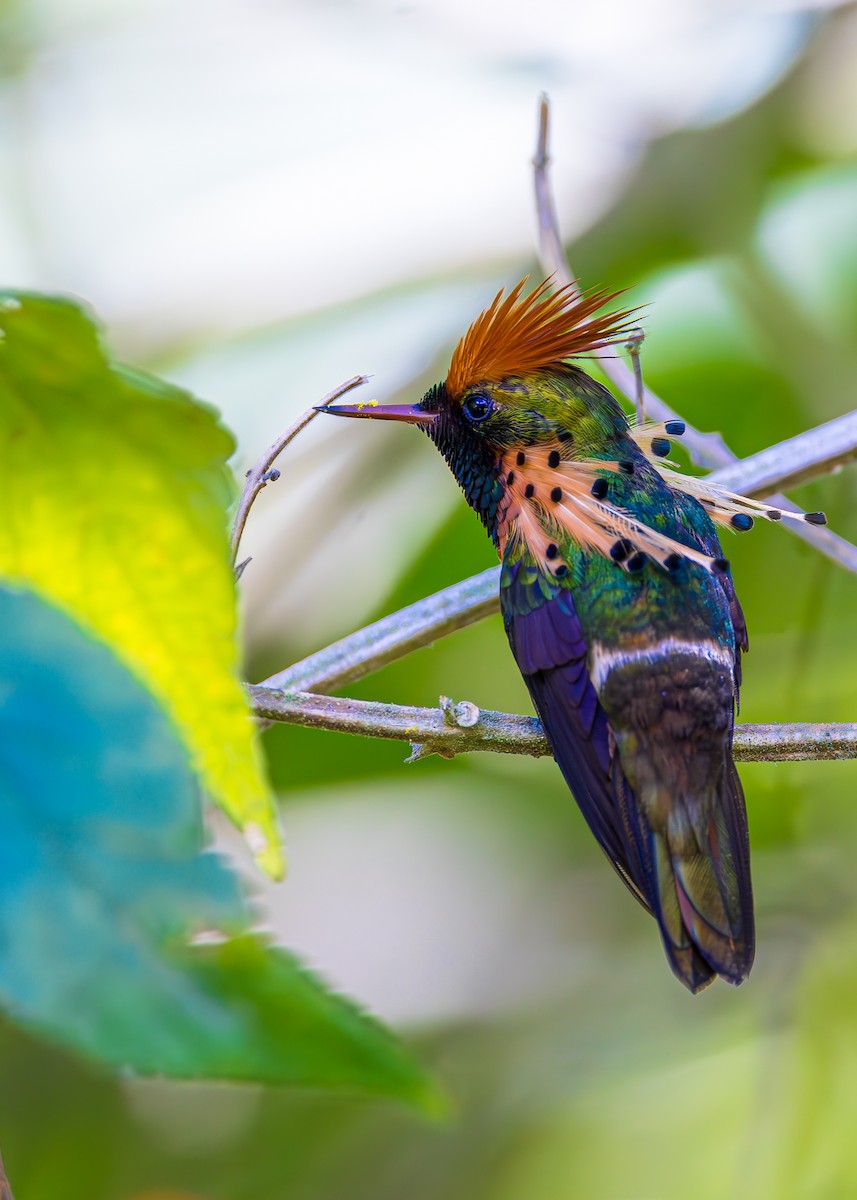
[673,489,749,670]
[500,545,732,993]
[499,549,653,913]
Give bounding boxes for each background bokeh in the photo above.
[3,1,857,1196]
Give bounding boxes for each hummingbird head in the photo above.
[326,278,638,535]
[324,275,827,583]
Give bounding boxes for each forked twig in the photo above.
[230,375,368,568]
[533,94,741,472]
[532,94,857,576]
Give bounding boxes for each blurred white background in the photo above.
[1,0,833,351]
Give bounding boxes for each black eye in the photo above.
[462,393,494,422]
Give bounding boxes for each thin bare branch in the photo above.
[734,724,857,762]
[248,686,857,763]
[230,375,368,567]
[261,566,500,693]
[626,327,646,425]
[248,687,542,755]
[719,410,857,574]
[257,417,857,691]
[764,503,857,572]
[532,94,857,574]
[533,94,736,471]
[712,410,857,497]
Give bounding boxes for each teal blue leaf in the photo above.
[0,290,282,876]
[0,585,437,1107]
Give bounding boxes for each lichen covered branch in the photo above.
[249,685,857,763]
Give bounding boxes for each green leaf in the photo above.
[171,936,440,1103]
[0,584,436,1107]
[0,292,282,874]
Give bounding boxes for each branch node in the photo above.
[249,687,857,764]
[439,695,480,728]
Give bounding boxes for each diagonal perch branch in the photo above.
[249,686,857,763]
[710,411,857,496]
[262,566,500,694]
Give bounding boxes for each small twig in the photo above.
[248,686,857,763]
[258,416,857,692]
[230,375,368,567]
[532,95,857,575]
[533,94,735,471]
[532,95,567,287]
[625,327,646,425]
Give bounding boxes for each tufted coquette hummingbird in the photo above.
[324,278,827,992]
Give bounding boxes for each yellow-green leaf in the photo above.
[0,292,282,876]
[0,583,437,1106]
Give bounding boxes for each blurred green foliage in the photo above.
[3,12,857,1200]
[0,291,281,874]
[0,586,432,1104]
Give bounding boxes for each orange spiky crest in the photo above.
[445,277,639,400]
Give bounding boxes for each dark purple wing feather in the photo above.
[500,553,727,991]
[500,559,653,913]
